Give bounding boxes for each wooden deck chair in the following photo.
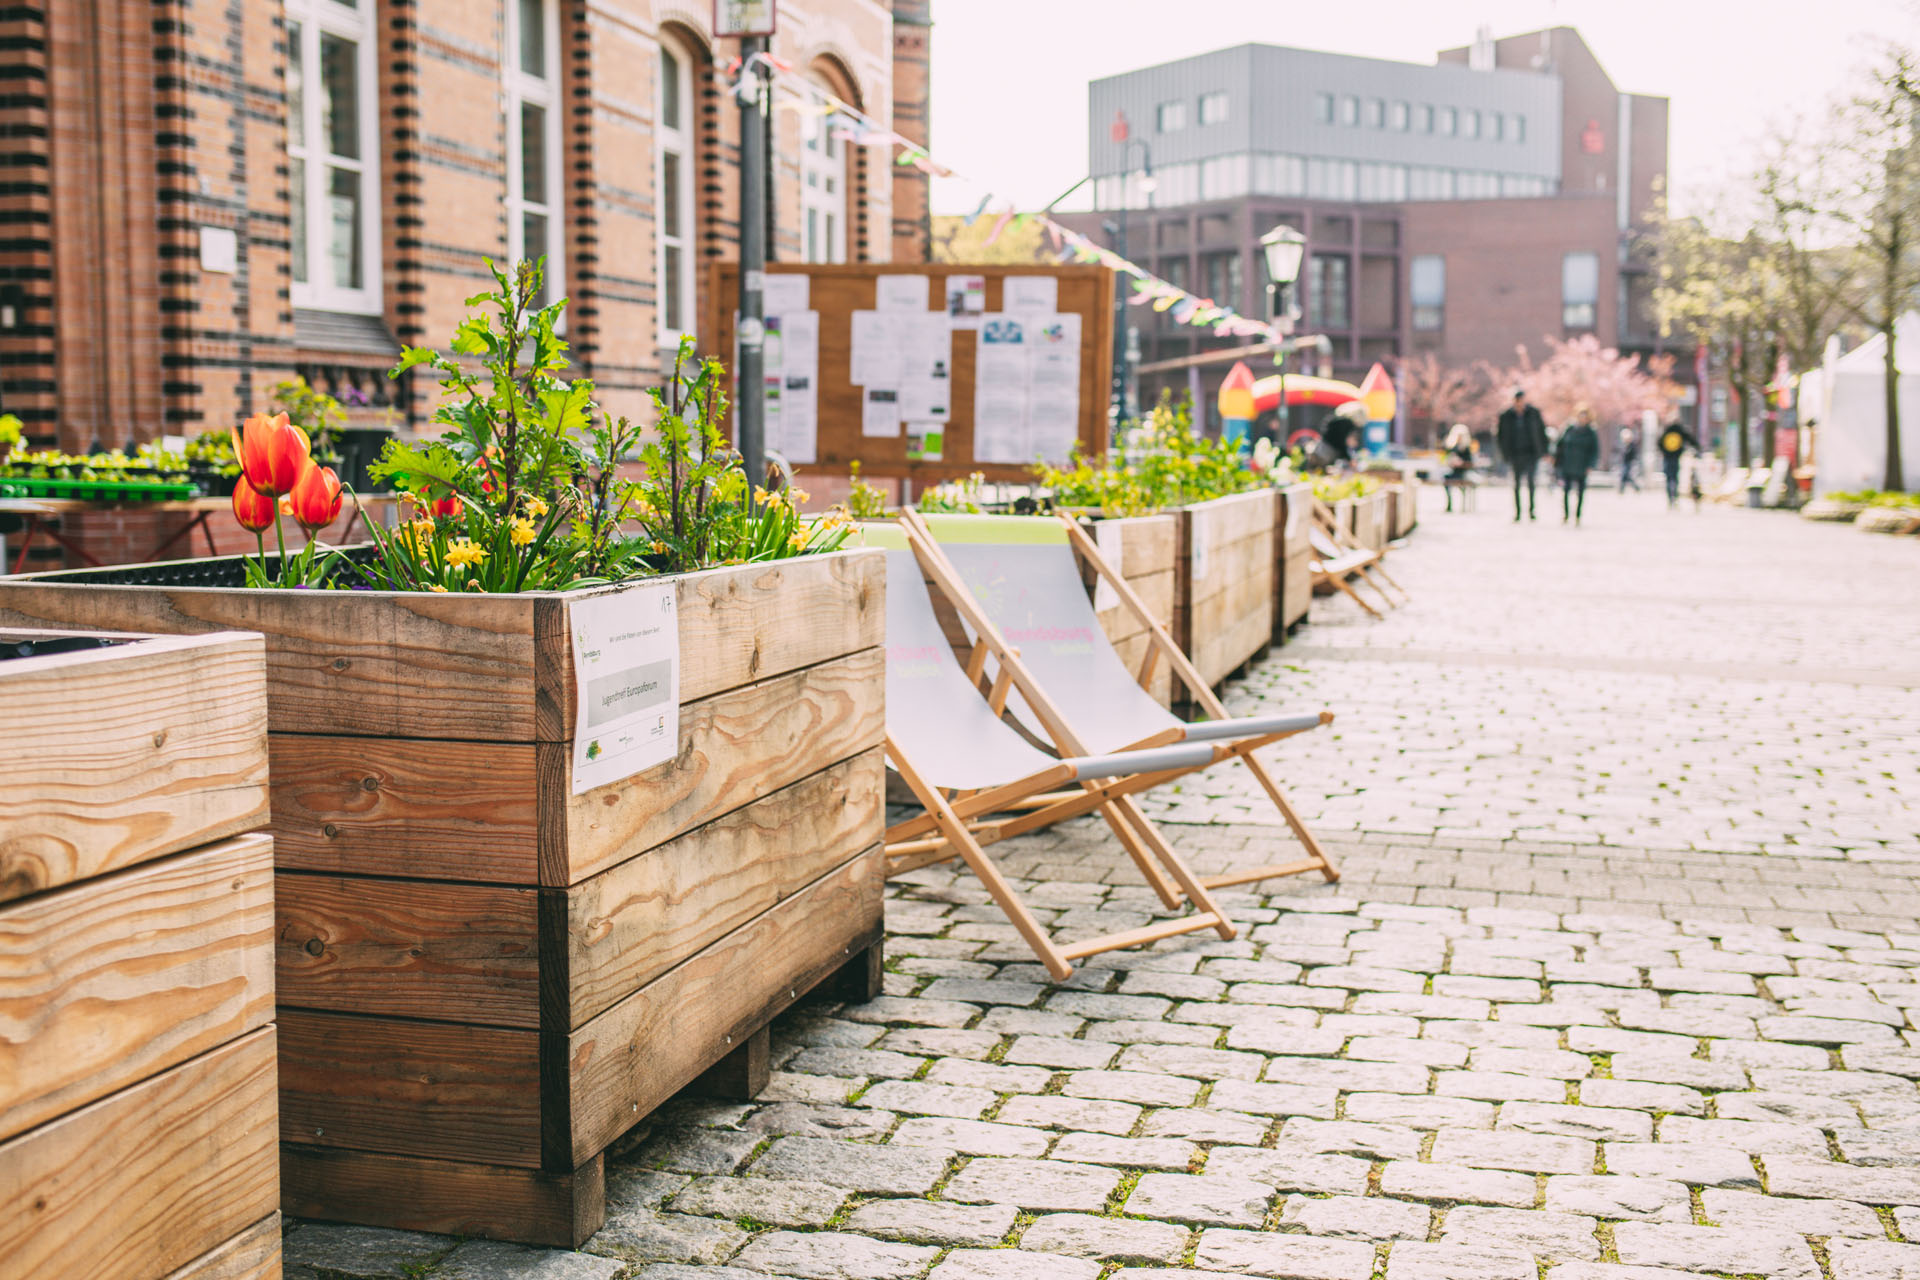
[867,524,1239,979]
[1308,524,1398,618]
[1311,498,1409,602]
[901,511,1341,892]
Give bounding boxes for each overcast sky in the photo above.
[925,0,1917,217]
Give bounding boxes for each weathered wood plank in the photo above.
[562,846,884,1164]
[0,1028,279,1280]
[0,834,274,1141]
[543,647,886,885]
[278,1011,542,1168]
[161,1213,281,1280]
[1186,490,1276,547]
[1186,533,1274,608]
[533,550,885,741]
[270,736,539,884]
[276,874,541,1028]
[0,631,268,902]
[280,1146,604,1249]
[561,749,883,1028]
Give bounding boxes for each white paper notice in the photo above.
[769,311,818,464]
[1025,313,1082,465]
[850,310,904,388]
[863,387,902,437]
[1093,519,1126,614]
[875,274,930,312]
[1004,275,1059,315]
[945,275,986,329]
[571,583,679,795]
[975,314,1030,463]
[761,274,811,315]
[897,311,953,423]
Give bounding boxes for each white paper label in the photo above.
[876,274,930,312]
[1190,508,1210,584]
[1004,275,1059,314]
[571,583,680,794]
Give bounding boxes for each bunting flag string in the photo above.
[728,57,1287,343]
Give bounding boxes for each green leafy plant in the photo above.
[268,376,346,461]
[0,413,21,458]
[1034,391,1260,516]
[914,471,989,514]
[846,460,889,518]
[1311,474,1381,502]
[1827,489,1920,507]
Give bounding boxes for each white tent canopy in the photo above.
[1809,312,1920,495]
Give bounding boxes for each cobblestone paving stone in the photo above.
[285,492,1920,1278]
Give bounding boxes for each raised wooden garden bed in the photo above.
[1080,513,1176,707]
[1273,482,1315,641]
[0,551,887,1248]
[1173,490,1276,692]
[0,628,279,1280]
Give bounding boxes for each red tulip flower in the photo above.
[416,489,461,518]
[288,464,344,534]
[233,411,312,497]
[231,476,275,533]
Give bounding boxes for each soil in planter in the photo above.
[1,634,126,661]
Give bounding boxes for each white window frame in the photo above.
[801,79,847,264]
[656,32,699,342]
[287,0,382,314]
[1199,91,1228,126]
[1156,100,1186,132]
[505,0,564,309]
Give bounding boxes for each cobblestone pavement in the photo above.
[288,490,1920,1279]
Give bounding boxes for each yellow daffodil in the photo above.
[443,538,488,568]
[525,497,549,518]
[509,516,536,547]
[650,540,667,554]
[791,487,811,505]
[788,526,811,552]
[428,583,449,592]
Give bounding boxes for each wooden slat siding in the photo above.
[542,646,886,886]
[561,749,883,1028]
[1177,491,1276,688]
[275,874,540,1028]
[532,550,886,741]
[0,1028,279,1280]
[1191,575,1277,687]
[0,584,538,741]
[159,1214,281,1280]
[1276,484,1314,636]
[0,833,274,1141]
[277,1011,542,1168]
[1,630,268,903]
[1083,515,1176,708]
[281,1147,603,1249]
[270,737,540,884]
[561,846,884,1165]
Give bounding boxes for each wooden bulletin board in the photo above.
[701,263,1115,486]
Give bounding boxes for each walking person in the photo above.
[1442,422,1476,513]
[1618,427,1642,492]
[1554,405,1600,525]
[1657,419,1700,508]
[1495,388,1549,522]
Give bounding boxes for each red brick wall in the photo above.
[890,1,931,264]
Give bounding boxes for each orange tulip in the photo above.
[232,411,311,497]
[288,464,343,534]
[231,476,275,532]
[415,489,461,519]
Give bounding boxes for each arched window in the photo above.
[801,77,846,264]
[657,35,698,344]
[506,0,562,306]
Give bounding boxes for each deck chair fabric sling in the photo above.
[902,511,1340,891]
[1308,524,1397,618]
[869,525,1238,979]
[1312,498,1409,602]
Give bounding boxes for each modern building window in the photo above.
[1514,115,1527,144]
[508,0,563,309]
[656,32,697,338]
[1309,253,1350,329]
[1358,162,1406,202]
[1199,153,1249,200]
[1437,106,1457,137]
[1489,111,1505,142]
[1417,104,1434,133]
[1157,100,1186,132]
[1464,109,1481,140]
[286,0,381,313]
[1199,91,1229,125]
[1305,157,1356,201]
[1252,153,1305,196]
[1313,92,1334,124]
[1408,166,1454,200]
[1563,251,1599,329]
[1161,256,1189,291]
[1339,95,1359,126]
[1410,254,1445,330]
[801,76,846,264]
[1390,101,1409,131]
[1202,251,1242,307]
[1363,97,1384,128]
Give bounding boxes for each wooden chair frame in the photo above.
[1308,498,1404,615]
[900,510,1341,893]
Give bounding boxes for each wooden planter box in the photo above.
[1173,490,1276,692]
[1363,466,1418,538]
[0,551,888,1248]
[1081,514,1176,707]
[1,628,279,1280]
[1272,483,1315,641]
[1356,492,1391,550]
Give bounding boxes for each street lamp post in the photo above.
[1107,140,1153,429]
[1259,224,1306,446]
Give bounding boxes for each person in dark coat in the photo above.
[1618,426,1642,492]
[1554,404,1601,525]
[1495,388,1550,521]
[1657,419,1701,508]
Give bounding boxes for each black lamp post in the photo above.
[1107,140,1153,428]
[1259,225,1306,444]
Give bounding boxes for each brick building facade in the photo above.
[1,0,927,458]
